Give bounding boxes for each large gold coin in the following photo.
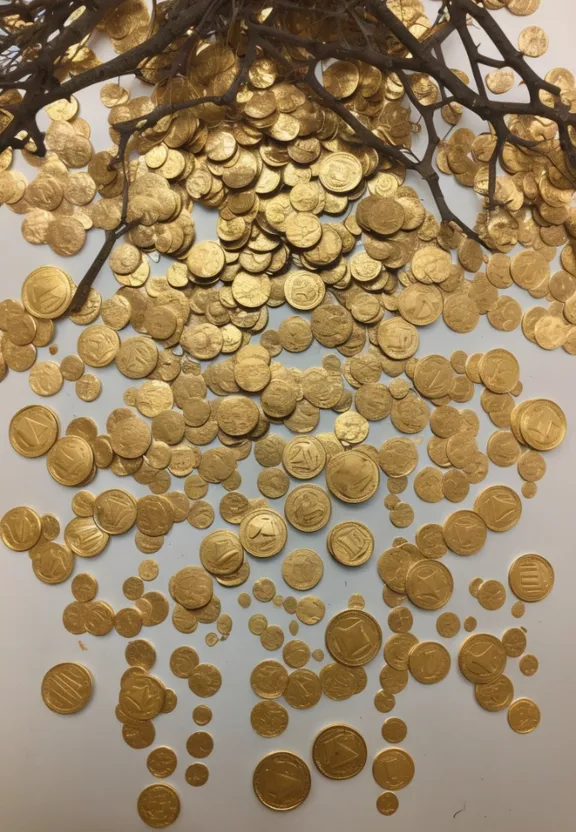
[372,748,415,790]
[93,489,137,535]
[21,265,73,319]
[137,783,181,828]
[47,435,94,486]
[312,724,367,780]
[0,505,42,551]
[406,560,453,610]
[253,751,311,811]
[443,510,487,555]
[508,554,554,602]
[169,566,213,609]
[41,662,93,714]
[518,398,566,450]
[325,609,382,666]
[281,548,323,590]
[458,634,507,684]
[284,484,331,532]
[9,404,59,457]
[325,450,380,503]
[282,435,326,479]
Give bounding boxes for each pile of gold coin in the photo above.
[0,0,570,825]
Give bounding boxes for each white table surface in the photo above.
[1,2,575,830]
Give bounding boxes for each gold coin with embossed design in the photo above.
[41,662,93,714]
[253,751,311,811]
[325,609,382,667]
[312,724,367,780]
[137,783,181,828]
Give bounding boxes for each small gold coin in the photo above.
[186,731,213,758]
[193,705,212,725]
[459,634,507,684]
[188,663,222,698]
[41,662,93,714]
[253,751,311,811]
[372,748,415,790]
[508,554,554,602]
[185,764,209,787]
[147,747,177,778]
[137,783,180,829]
[477,579,506,611]
[436,612,460,638]
[507,698,541,734]
[519,654,539,676]
[376,792,399,816]
[312,724,367,780]
[325,609,382,666]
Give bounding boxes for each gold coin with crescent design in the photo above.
[239,509,287,557]
[252,750,313,815]
[137,783,181,828]
[312,724,367,779]
[41,663,93,714]
[458,634,507,684]
[325,609,382,666]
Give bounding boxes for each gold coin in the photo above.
[281,548,323,590]
[47,435,94,486]
[250,700,289,737]
[388,607,413,634]
[199,529,244,575]
[65,516,110,557]
[1,505,42,551]
[169,646,199,678]
[21,265,73,319]
[9,404,59,457]
[312,724,367,780]
[517,398,566,451]
[41,662,93,714]
[122,722,155,750]
[436,612,460,638]
[372,748,415,790]
[30,539,74,584]
[284,484,331,532]
[261,624,285,651]
[188,663,222,698]
[296,595,325,625]
[519,654,539,676]
[380,662,410,691]
[507,698,541,734]
[374,689,396,713]
[502,628,527,658]
[193,705,212,725]
[325,609,382,666]
[376,792,399,816]
[327,521,374,566]
[458,634,507,684]
[508,554,554,602]
[319,662,357,700]
[239,508,287,557]
[475,676,514,712]
[479,349,520,393]
[406,560,453,610]
[477,579,506,610]
[186,731,213,758]
[169,566,213,609]
[282,435,326,479]
[72,573,97,602]
[185,764,209,787]
[250,660,288,699]
[93,489,137,534]
[443,510,487,555]
[137,783,180,829]
[408,641,451,685]
[125,639,156,670]
[474,485,522,532]
[464,616,477,632]
[325,450,380,503]
[253,751,311,811]
[381,718,407,744]
[284,668,322,709]
[147,747,177,778]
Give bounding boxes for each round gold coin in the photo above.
[239,508,287,557]
[281,548,323,590]
[325,609,382,666]
[253,751,311,811]
[137,783,180,828]
[327,521,374,566]
[325,450,380,504]
[9,404,59,458]
[41,662,93,714]
[1,505,42,551]
[312,724,367,780]
[458,634,507,684]
[250,700,289,738]
[372,748,415,790]
[475,676,514,712]
[406,560,453,610]
[508,554,554,602]
[408,641,451,684]
[147,747,177,778]
[507,698,541,734]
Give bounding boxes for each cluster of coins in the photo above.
[0,0,571,826]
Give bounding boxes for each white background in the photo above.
[1,2,575,830]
